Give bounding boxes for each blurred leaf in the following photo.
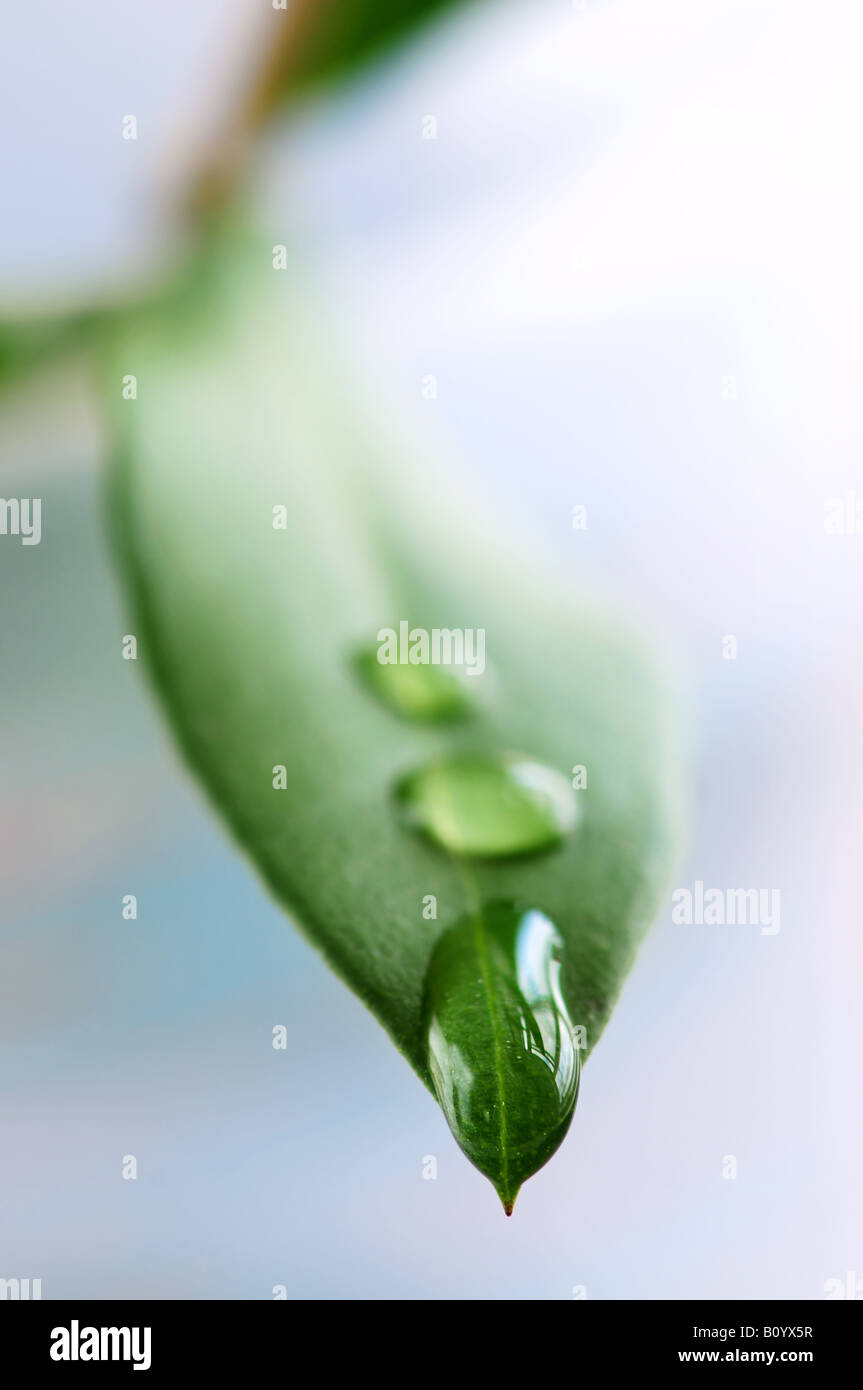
[107,225,683,1204]
[0,1,472,363]
[0,313,93,396]
[289,0,469,93]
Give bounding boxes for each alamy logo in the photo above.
[824,493,863,533]
[671,880,781,935]
[0,497,41,545]
[824,1270,863,1299]
[50,1321,151,1371]
[377,620,486,676]
[0,1277,41,1299]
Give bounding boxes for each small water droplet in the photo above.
[424,902,580,1213]
[395,754,578,858]
[352,647,470,723]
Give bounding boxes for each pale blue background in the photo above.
[1,0,861,1298]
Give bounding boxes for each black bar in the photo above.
[2,1299,860,1375]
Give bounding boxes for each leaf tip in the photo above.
[498,1184,520,1217]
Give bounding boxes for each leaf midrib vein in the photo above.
[460,863,509,1202]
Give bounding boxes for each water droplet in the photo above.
[395,754,578,858]
[353,647,470,723]
[424,902,580,1213]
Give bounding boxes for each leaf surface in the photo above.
[108,226,683,1202]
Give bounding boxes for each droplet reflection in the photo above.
[424,902,581,1213]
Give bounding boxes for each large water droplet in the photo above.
[353,647,470,723]
[424,902,580,1213]
[395,754,578,858]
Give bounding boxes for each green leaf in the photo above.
[0,312,94,396]
[107,225,683,1209]
[287,0,470,95]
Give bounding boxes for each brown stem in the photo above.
[188,0,323,217]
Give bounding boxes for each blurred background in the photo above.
[1,0,861,1298]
